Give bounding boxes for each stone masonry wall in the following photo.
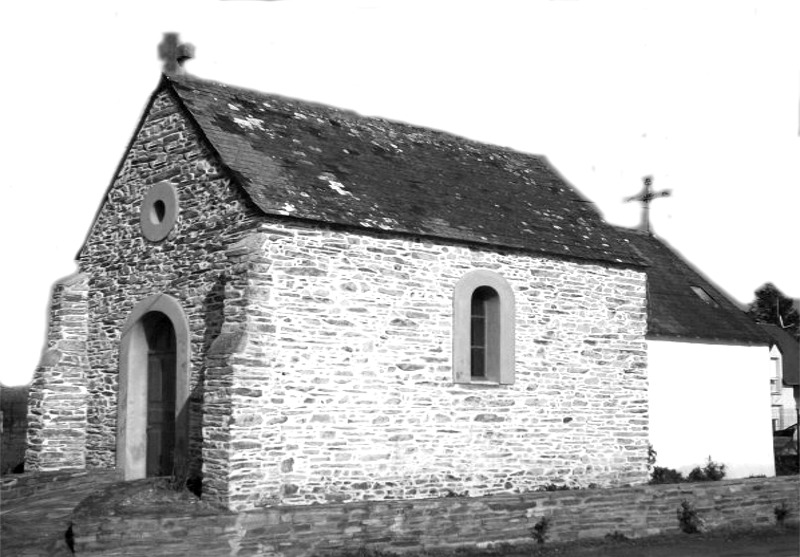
[51,83,648,509]
[72,476,800,557]
[26,273,90,471]
[1,469,117,506]
[78,89,263,473]
[203,233,278,507]
[204,222,648,511]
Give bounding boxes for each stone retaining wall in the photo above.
[71,476,799,556]
[1,469,117,506]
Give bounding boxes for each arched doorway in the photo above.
[118,294,190,480]
[142,312,176,476]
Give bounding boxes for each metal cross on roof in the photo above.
[158,33,195,75]
[624,176,671,234]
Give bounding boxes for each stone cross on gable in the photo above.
[158,33,195,75]
[624,176,671,234]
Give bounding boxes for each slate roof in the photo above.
[760,324,800,386]
[164,74,643,267]
[615,228,770,345]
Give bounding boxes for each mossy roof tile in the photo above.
[166,74,644,267]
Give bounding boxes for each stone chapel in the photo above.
[27,41,651,511]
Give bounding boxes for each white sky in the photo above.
[1,0,798,386]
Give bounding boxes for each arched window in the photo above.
[453,270,515,384]
[470,286,498,379]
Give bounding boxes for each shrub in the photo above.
[604,530,630,542]
[649,466,684,484]
[335,548,398,557]
[530,516,550,544]
[775,502,790,527]
[541,483,572,492]
[687,456,726,482]
[677,500,702,534]
[443,488,469,498]
[647,445,682,484]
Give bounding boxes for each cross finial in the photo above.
[158,33,195,75]
[623,175,671,234]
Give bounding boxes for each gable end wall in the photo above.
[77,89,263,473]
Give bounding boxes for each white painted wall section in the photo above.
[648,340,775,478]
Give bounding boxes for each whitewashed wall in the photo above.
[647,340,775,478]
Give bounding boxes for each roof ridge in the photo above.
[166,73,553,165]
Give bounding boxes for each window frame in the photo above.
[690,285,719,308]
[770,356,782,394]
[453,270,515,385]
[140,182,179,242]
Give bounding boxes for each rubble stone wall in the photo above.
[77,89,263,473]
[72,476,800,556]
[205,225,648,511]
[26,273,90,471]
[1,469,117,505]
[34,86,649,510]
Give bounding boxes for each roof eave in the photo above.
[646,332,771,347]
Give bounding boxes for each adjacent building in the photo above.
[617,228,775,478]
[760,323,799,432]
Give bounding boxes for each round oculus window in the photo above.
[140,182,179,242]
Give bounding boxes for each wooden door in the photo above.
[145,313,176,477]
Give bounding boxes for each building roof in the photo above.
[162,74,643,267]
[616,228,770,345]
[760,324,800,386]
